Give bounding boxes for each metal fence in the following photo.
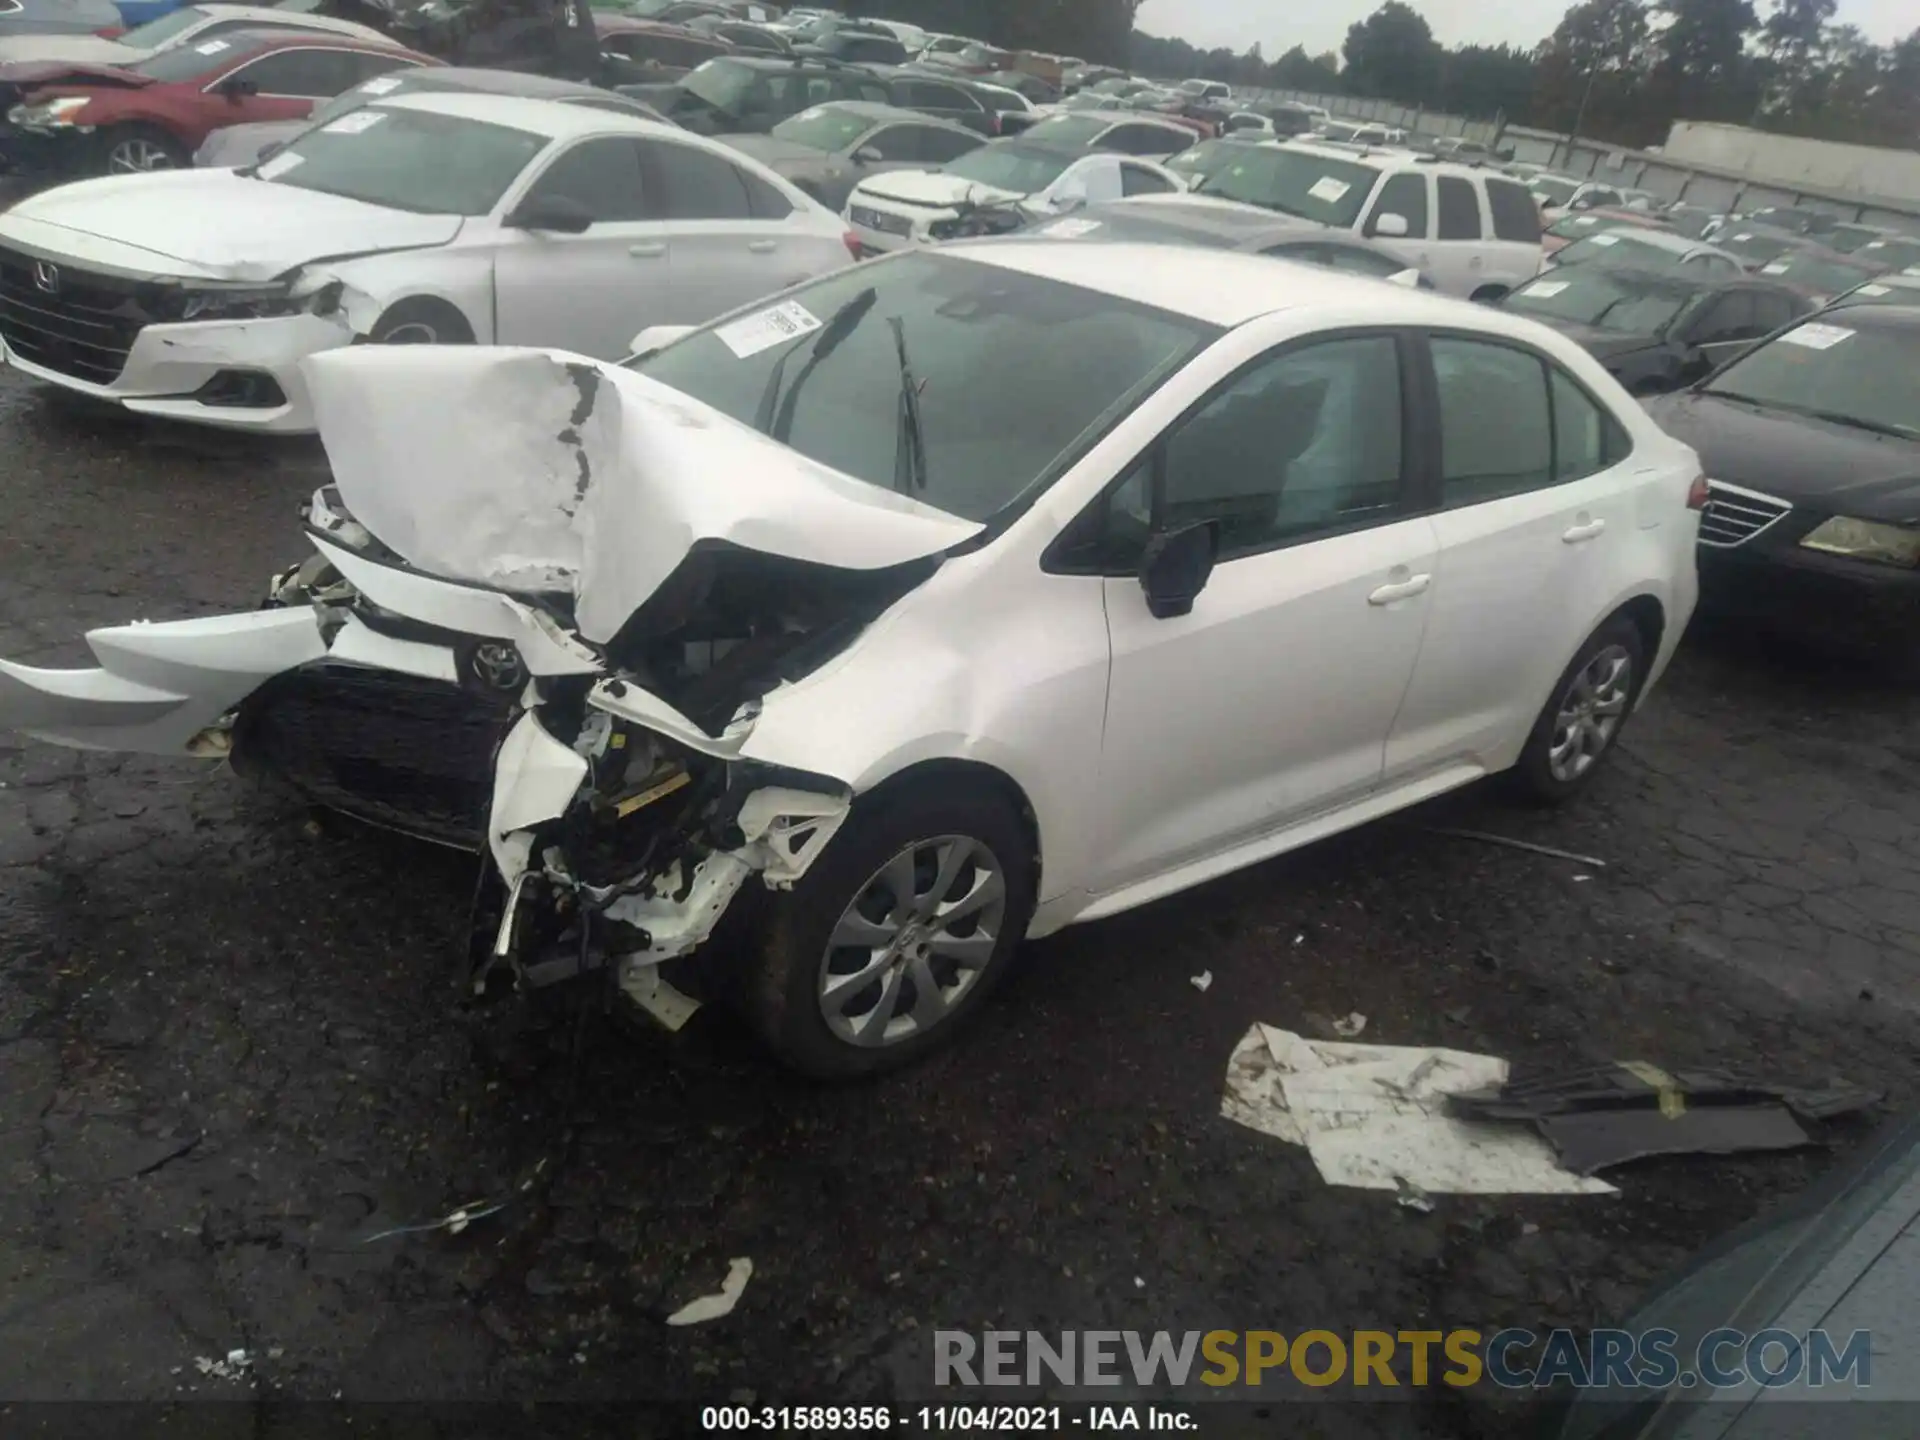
[1239,87,1503,144]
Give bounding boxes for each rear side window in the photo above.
[646,139,753,219]
[1120,163,1176,196]
[1367,173,1426,238]
[739,166,793,218]
[1549,368,1630,480]
[1432,338,1550,503]
[1485,179,1540,243]
[1435,176,1482,240]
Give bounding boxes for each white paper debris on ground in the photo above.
[666,1257,754,1327]
[1220,1025,1617,1196]
[1189,970,1213,992]
[194,1349,253,1382]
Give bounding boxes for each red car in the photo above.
[594,15,733,83]
[4,27,436,176]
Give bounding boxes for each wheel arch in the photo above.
[1469,282,1510,303]
[853,757,1044,897]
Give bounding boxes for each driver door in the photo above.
[1080,332,1439,897]
[490,136,673,358]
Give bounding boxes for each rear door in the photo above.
[643,135,829,317]
[1384,333,1646,781]
[492,136,670,357]
[1429,173,1487,295]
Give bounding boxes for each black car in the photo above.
[622,52,888,133]
[864,63,1005,135]
[1644,305,1920,650]
[1500,266,1812,395]
[718,98,980,208]
[792,27,907,65]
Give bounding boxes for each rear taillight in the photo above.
[842,229,862,261]
[988,112,1001,136]
[1687,475,1710,511]
[94,24,123,36]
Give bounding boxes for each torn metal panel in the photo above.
[0,608,328,754]
[1220,1024,1618,1196]
[1535,1106,1814,1176]
[300,346,983,644]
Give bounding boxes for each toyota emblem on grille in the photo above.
[466,642,527,694]
[31,261,59,295]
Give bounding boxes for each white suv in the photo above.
[1192,140,1544,299]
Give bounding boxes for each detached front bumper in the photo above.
[0,311,352,433]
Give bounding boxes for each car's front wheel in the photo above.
[744,776,1035,1078]
[101,124,187,175]
[1509,615,1647,804]
[368,299,475,345]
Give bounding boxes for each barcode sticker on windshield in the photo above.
[195,38,230,53]
[360,76,405,95]
[1777,322,1854,350]
[1307,175,1351,204]
[324,111,387,135]
[1733,232,1753,241]
[1041,218,1102,238]
[256,151,304,179]
[1527,280,1569,297]
[1760,261,1790,275]
[715,300,822,359]
[1858,284,1891,296]
[1588,233,1619,245]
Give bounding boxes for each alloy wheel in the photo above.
[1548,643,1633,783]
[108,139,176,173]
[377,322,441,344]
[816,834,1008,1048]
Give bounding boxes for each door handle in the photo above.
[629,242,667,258]
[1367,574,1431,605]
[746,239,778,253]
[1562,518,1607,543]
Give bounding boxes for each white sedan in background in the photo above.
[0,243,1700,1076]
[0,91,854,432]
[844,138,1186,253]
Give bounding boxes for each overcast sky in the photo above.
[1136,0,1912,58]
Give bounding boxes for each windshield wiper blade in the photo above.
[751,286,877,439]
[1794,408,1919,440]
[889,314,928,495]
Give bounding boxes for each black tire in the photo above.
[1507,614,1648,806]
[368,298,475,345]
[99,124,188,176]
[1469,284,1509,304]
[743,776,1036,1079]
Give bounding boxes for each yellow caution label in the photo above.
[1620,1061,1686,1119]
[613,768,691,818]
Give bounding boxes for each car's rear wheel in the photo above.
[743,776,1035,1078]
[1509,615,1647,805]
[102,125,187,175]
[368,299,475,345]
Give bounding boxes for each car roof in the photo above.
[182,24,413,53]
[375,89,680,139]
[802,98,959,125]
[1809,302,1920,330]
[192,3,387,39]
[595,15,716,35]
[1270,138,1491,178]
[1076,194,1330,245]
[949,238,1490,329]
[367,65,657,108]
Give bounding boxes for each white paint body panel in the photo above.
[843,153,1182,252]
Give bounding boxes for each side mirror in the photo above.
[853,145,882,163]
[626,323,696,358]
[257,139,284,162]
[217,76,259,101]
[1386,267,1421,288]
[506,194,595,233]
[1138,521,1218,619]
[1369,211,1409,238]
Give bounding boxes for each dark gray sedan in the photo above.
[0,0,123,38]
[1024,193,1431,287]
[718,99,982,209]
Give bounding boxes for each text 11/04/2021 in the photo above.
[701,1406,1194,1431]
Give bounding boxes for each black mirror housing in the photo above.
[1139,521,1218,619]
[506,194,595,233]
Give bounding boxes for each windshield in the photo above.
[1548,212,1641,241]
[1551,230,1684,271]
[1506,269,1701,334]
[263,106,546,215]
[1020,114,1107,147]
[1530,176,1578,205]
[771,104,869,152]
[1164,139,1231,176]
[1856,235,1920,270]
[1755,253,1874,296]
[680,57,753,113]
[1823,223,1881,253]
[308,72,419,128]
[941,142,1074,192]
[1714,229,1797,264]
[1194,147,1376,227]
[1830,278,1920,309]
[630,252,1217,522]
[1705,318,1920,438]
[118,5,208,49]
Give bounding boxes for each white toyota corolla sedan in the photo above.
[0,244,1702,1076]
[0,90,856,432]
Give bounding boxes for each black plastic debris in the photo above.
[1445,1063,1881,1175]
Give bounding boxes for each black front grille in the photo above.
[232,662,518,850]
[0,245,154,384]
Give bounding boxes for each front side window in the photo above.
[630,251,1219,523]
[265,107,547,215]
[916,126,982,165]
[1319,241,1411,279]
[1365,172,1426,238]
[226,47,367,97]
[1691,292,1760,343]
[860,124,925,162]
[1145,335,1406,560]
[1194,147,1378,228]
[521,137,648,222]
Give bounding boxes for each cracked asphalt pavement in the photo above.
[2,367,1918,1432]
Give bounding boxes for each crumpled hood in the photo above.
[301,346,985,646]
[860,169,1020,207]
[0,37,150,68]
[0,168,464,280]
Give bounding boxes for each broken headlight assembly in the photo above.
[8,96,92,129]
[151,276,346,324]
[1799,516,1920,568]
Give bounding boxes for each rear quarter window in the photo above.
[1486,179,1540,243]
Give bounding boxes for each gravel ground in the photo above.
[2,368,1917,1433]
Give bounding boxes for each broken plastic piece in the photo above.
[666,1257,753,1326]
[619,962,703,1032]
[1190,971,1213,992]
[1394,1177,1435,1213]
